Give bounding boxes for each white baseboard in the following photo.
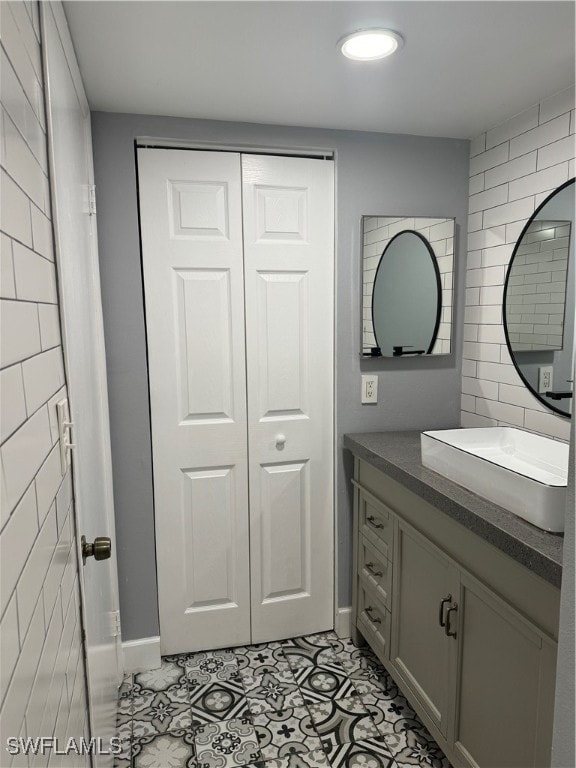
[122,636,161,674]
[335,607,352,639]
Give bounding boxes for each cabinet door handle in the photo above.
[366,515,384,530]
[445,603,458,638]
[366,562,383,578]
[438,594,452,627]
[365,606,382,624]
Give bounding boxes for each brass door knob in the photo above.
[81,535,112,564]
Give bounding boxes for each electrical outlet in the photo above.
[361,374,378,404]
[538,366,553,393]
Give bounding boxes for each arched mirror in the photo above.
[361,216,455,357]
[503,178,574,417]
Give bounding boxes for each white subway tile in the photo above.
[22,348,63,415]
[35,445,63,524]
[475,397,524,427]
[481,244,513,267]
[43,518,72,621]
[0,364,27,443]
[16,505,57,639]
[505,220,526,244]
[508,163,569,201]
[0,50,46,167]
[1,234,16,299]
[461,359,477,377]
[469,173,484,195]
[468,226,506,251]
[470,133,486,158]
[465,287,480,305]
[0,299,41,369]
[524,409,571,440]
[464,305,502,325]
[461,376,499,400]
[468,212,482,232]
[461,394,476,412]
[0,483,37,614]
[460,410,497,428]
[470,142,509,176]
[0,170,32,246]
[468,184,508,214]
[463,324,478,342]
[466,265,505,288]
[476,361,521,385]
[477,324,505,347]
[483,197,535,229]
[537,135,576,170]
[2,109,47,211]
[467,250,482,269]
[486,106,539,149]
[498,383,546,411]
[38,304,61,350]
[13,242,57,303]
[0,3,43,126]
[509,114,571,159]
[462,341,501,363]
[484,152,537,189]
[0,405,51,513]
[0,594,19,708]
[539,87,575,124]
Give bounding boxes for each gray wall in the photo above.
[91,112,469,640]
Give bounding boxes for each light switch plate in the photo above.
[538,366,553,393]
[361,374,378,404]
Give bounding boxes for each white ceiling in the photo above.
[63,1,575,139]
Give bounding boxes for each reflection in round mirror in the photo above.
[504,178,574,418]
[372,230,441,357]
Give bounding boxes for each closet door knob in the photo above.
[275,434,286,449]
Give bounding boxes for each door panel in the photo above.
[138,149,250,654]
[242,154,334,642]
[41,5,121,762]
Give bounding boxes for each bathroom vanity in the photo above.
[345,431,563,768]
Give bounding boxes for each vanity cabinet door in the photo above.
[390,520,458,739]
[452,573,557,768]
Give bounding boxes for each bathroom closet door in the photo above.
[242,155,334,641]
[138,148,334,654]
[138,149,251,654]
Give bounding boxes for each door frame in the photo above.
[134,139,341,641]
[41,0,122,748]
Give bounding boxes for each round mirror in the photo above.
[372,230,441,357]
[503,178,574,417]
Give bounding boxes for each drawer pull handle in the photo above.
[366,562,383,578]
[445,603,458,638]
[365,606,382,624]
[438,594,452,627]
[366,515,384,530]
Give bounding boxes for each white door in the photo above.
[138,148,334,653]
[242,155,334,641]
[41,2,121,761]
[137,149,251,654]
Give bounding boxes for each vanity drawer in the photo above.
[357,581,390,659]
[358,535,392,610]
[358,487,393,557]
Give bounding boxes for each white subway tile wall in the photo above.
[362,216,454,355]
[461,87,575,441]
[0,3,89,764]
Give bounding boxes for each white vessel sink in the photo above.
[421,427,568,533]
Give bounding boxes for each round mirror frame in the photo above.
[371,229,443,355]
[502,177,575,418]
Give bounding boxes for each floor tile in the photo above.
[194,717,261,768]
[133,659,188,694]
[187,650,240,685]
[281,635,341,670]
[360,691,419,738]
[113,736,134,768]
[233,643,291,677]
[132,729,196,768]
[189,678,252,725]
[242,671,305,715]
[256,748,330,768]
[307,695,380,752]
[327,738,394,768]
[385,727,450,768]
[117,695,133,741]
[119,673,135,700]
[132,686,193,736]
[292,663,358,704]
[340,657,393,697]
[252,706,322,760]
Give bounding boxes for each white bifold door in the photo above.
[137,148,334,654]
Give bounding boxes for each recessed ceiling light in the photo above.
[339,29,404,61]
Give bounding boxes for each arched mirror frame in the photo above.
[502,177,575,418]
[371,229,443,355]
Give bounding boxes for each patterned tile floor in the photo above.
[115,632,451,768]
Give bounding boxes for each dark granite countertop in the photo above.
[344,431,563,588]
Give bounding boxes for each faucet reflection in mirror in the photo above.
[361,216,455,357]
